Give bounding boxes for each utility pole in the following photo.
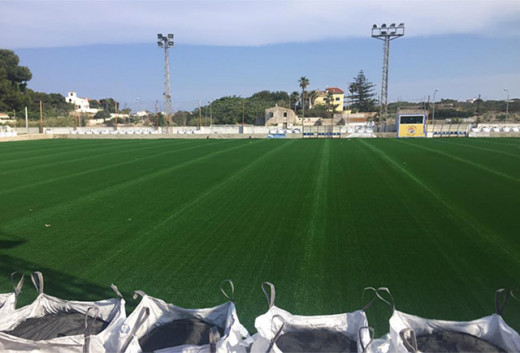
[157,34,174,117]
[426,95,430,127]
[198,99,202,129]
[432,89,438,131]
[371,23,404,122]
[25,106,28,135]
[39,101,43,133]
[210,99,213,128]
[504,88,509,122]
[115,101,119,130]
[155,100,159,130]
[242,100,245,133]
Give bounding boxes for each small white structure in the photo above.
[110,113,130,120]
[136,111,149,117]
[65,92,99,114]
[0,112,15,124]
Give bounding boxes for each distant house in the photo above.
[136,111,150,117]
[65,92,100,114]
[264,105,299,127]
[313,87,345,112]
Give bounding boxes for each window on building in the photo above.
[283,112,287,117]
[269,112,274,118]
[335,97,340,101]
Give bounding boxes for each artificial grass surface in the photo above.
[0,138,519,337]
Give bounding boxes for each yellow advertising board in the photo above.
[398,123,425,138]
[397,114,426,138]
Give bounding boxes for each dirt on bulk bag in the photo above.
[0,273,24,318]
[412,330,506,352]
[0,272,127,353]
[116,279,252,353]
[274,327,358,353]
[250,282,371,353]
[371,288,520,353]
[138,317,226,352]
[3,311,109,341]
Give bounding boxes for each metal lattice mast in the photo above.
[372,23,404,121]
[157,33,174,116]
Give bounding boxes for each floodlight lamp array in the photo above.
[371,23,405,38]
[157,33,175,48]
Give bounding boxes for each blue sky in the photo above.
[2,0,520,112]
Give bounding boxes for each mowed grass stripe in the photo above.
[24,139,305,315]
[89,138,304,277]
[2,139,275,269]
[73,140,327,324]
[390,141,520,236]
[359,139,520,263]
[471,138,520,147]
[1,139,256,233]
[0,139,98,158]
[354,139,520,331]
[2,139,520,334]
[428,139,520,160]
[388,139,520,242]
[0,140,236,224]
[422,138,520,176]
[81,139,298,275]
[345,141,486,289]
[469,138,520,154]
[0,139,228,196]
[0,139,143,165]
[293,139,330,312]
[0,139,193,177]
[114,140,329,323]
[396,139,519,183]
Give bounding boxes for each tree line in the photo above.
[2,48,517,126]
[0,49,125,123]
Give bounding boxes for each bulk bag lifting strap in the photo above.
[0,271,127,353]
[116,279,252,353]
[362,287,520,353]
[0,273,24,318]
[251,282,370,353]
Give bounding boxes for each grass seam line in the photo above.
[396,139,520,183]
[0,139,194,177]
[357,139,520,266]
[0,140,233,197]
[2,140,250,228]
[428,139,520,161]
[81,139,298,273]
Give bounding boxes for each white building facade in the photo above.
[66,92,99,114]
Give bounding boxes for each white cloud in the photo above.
[1,0,520,48]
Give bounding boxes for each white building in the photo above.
[66,92,99,114]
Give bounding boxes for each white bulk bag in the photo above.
[0,272,126,353]
[251,282,370,353]
[375,288,520,353]
[0,274,24,318]
[116,279,252,353]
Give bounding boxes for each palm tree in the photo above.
[308,90,319,110]
[298,76,310,119]
[290,91,300,111]
[326,90,338,126]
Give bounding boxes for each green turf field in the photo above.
[1,138,519,336]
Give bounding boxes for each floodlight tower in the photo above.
[157,33,174,116]
[372,23,404,121]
